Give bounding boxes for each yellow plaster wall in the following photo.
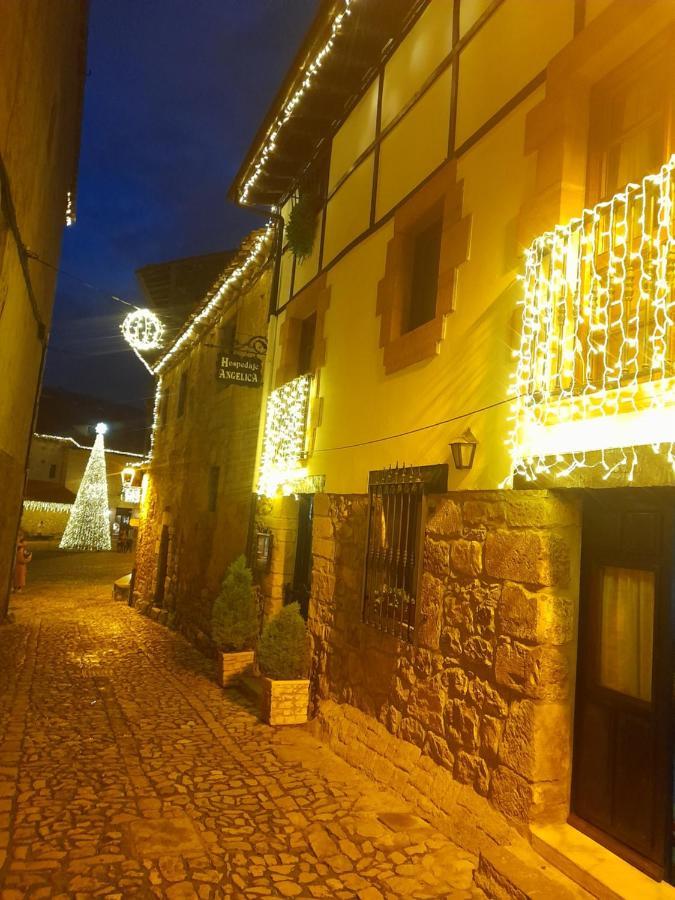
[381,0,454,129]
[585,0,614,24]
[278,248,294,309]
[329,80,378,193]
[304,88,541,495]
[323,155,374,265]
[376,67,452,219]
[459,0,493,37]
[455,0,574,148]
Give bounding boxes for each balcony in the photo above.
[510,155,675,482]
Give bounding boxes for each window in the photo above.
[220,317,237,354]
[297,313,316,375]
[587,41,672,204]
[598,566,654,702]
[177,372,188,418]
[207,466,220,512]
[48,464,56,479]
[377,161,470,374]
[363,467,425,641]
[160,392,169,428]
[404,218,443,334]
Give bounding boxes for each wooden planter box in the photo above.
[260,677,310,726]
[218,650,255,687]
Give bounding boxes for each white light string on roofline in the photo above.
[238,0,354,205]
[23,499,73,514]
[506,153,675,485]
[33,433,145,458]
[151,223,275,376]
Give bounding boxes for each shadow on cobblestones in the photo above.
[0,548,482,898]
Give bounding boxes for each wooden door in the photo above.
[287,494,313,620]
[155,525,169,608]
[571,490,673,880]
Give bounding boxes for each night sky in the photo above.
[44,0,319,410]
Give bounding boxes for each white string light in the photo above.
[59,425,112,551]
[121,308,164,352]
[508,154,675,483]
[65,191,75,227]
[258,374,311,497]
[238,1,354,204]
[152,225,274,376]
[23,500,72,514]
[33,433,145,459]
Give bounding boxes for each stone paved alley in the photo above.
[0,546,484,899]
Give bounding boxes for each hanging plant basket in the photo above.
[286,192,320,261]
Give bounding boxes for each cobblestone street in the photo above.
[0,547,483,899]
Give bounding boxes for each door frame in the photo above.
[570,487,674,882]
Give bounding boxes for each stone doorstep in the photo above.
[476,842,593,900]
[531,823,675,900]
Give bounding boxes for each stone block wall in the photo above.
[308,489,582,828]
[133,265,272,648]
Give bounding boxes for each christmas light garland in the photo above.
[23,500,72,514]
[152,225,274,375]
[238,1,354,204]
[33,433,144,458]
[65,191,75,227]
[59,424,112,551]
[508,154,675,483]
[258,375,311,497]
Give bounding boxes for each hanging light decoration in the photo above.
[507,154,675,484]
[258,375,312,497]
[121,308,164,352]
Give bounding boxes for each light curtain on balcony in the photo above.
[509,155,675,481]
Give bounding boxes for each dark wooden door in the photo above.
[155,525,169,608]
[287,494,313,620]
[571,490,673,880]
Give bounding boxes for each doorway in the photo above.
[285,494,313,619]
[155,524,170,608]
[571,489,673,882]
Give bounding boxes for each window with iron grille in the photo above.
[363,464,447,642]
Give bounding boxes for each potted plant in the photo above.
[257,602,310,725]
[211,556,259,687]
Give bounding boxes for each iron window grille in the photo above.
[363,464,447,642]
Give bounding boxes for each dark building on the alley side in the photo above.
[132,230,274,648]
[0,1,88,616]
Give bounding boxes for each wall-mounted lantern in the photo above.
[254,529,273,572]
[449,428,478,470]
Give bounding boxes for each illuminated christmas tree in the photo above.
[60,423,112,551]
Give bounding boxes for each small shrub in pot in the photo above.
[211,556,258,685]
[258,602,310,725]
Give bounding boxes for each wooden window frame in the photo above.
[376,160,471,375]
[276,273,330,387]
[586,34,674,207]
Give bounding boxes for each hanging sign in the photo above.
[217,353,262,387]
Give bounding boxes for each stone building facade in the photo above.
[309,490,581,830]
[0,0,88,616]
[133,230,274,648]
[232,0,675,888]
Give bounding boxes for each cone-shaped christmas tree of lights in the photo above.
[59,423,111,551]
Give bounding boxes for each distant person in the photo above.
[13,532,32,592]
